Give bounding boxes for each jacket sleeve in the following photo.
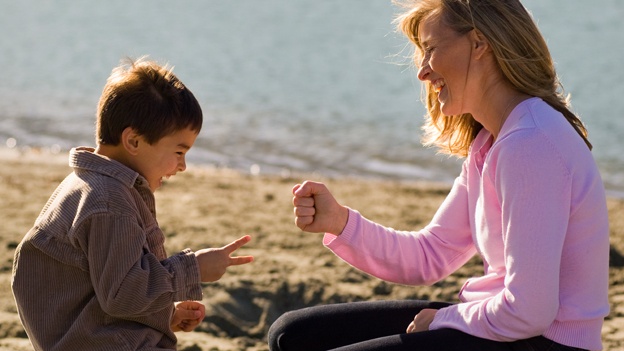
[324,162,476,286]
[81,214,202,318]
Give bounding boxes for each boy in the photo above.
[11,57,254,350]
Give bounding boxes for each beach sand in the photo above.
[0,148,623,351]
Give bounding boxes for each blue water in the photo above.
[1,0,623,195]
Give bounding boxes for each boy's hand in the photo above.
[195,235,254,282]
[171,301,205,332]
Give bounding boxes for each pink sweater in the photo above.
[324,98,609,350]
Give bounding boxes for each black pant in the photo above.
[267,300,586,351]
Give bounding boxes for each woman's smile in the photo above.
[433,79,446,93]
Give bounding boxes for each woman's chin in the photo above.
[439,101,465,117]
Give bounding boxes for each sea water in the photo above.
[0,0,622,194]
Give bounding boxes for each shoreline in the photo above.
[2,145,623,200]
[1,148,623,350]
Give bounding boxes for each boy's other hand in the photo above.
[195,235,254,282]
[171,300,205,332]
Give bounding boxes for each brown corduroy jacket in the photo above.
[12,147,202,351]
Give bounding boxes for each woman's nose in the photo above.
[417,60,431,81]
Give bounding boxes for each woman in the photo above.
[268,0,609,350]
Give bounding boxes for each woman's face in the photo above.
[417,15,473,116]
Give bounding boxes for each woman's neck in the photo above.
[471,79,530,140]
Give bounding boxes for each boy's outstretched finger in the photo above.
[222,235,254,266]
[222,235,252,253]
[229,255,254,266]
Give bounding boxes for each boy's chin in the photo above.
[148,179,162,192]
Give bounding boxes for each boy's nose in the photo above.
[178,158,187,172]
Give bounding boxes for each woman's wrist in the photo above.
[332,206,349,235]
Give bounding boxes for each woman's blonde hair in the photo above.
[394,0,591,156]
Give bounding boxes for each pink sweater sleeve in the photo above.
[324,172,477,286]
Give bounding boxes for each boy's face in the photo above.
[133,127,198,192]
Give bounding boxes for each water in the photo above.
[1,0,623,195]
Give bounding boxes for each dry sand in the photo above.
[0,148,623,350]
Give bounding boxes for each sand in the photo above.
[0,147,623,351]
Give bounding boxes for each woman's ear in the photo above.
[121,127,141,155]
[470,29,490,59]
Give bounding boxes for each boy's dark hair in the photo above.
[96,56,203,145]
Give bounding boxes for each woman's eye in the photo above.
[418,47,434,66]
